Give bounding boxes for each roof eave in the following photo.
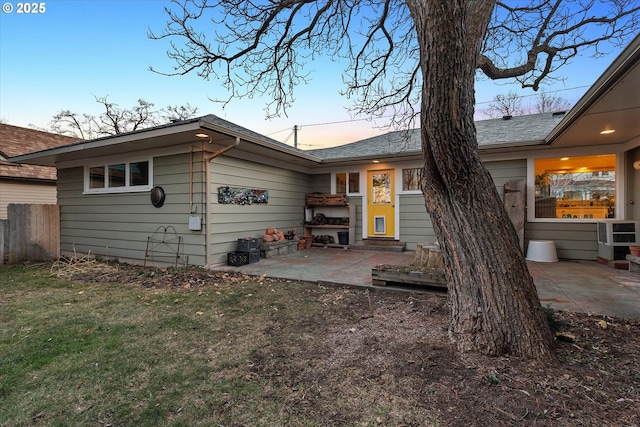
[10,117,324,167]
[9,120,204,166]
[199,118,322,162]
[317,151,422,164]
[479,139,548,152]
[545,34,640,145]
[0,175,57,183]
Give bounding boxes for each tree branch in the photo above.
[149,0,639,117]
[480,0,640,90]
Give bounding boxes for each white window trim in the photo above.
[398,189,423,195]
[527,153,623,223]
[332,171,363,196]
[83,158,153,194]
[398,167,423,194]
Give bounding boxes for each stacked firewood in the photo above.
[306,213,349,226]
[313,235,335,244]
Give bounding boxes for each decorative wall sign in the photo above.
[218,186,268,205]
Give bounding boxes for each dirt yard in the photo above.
[70,263,640,426]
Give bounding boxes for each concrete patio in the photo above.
[213,247,640,319]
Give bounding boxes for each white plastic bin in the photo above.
[526,240,558,262]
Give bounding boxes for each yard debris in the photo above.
[51,251,119,280]
[51,256,255,290]
[555,331,576,342]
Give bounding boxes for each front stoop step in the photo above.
[351,238,406,252]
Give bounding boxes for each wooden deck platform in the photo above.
[371,266,447,290]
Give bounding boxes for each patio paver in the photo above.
[213,247,640,319]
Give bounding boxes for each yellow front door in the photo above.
[367,169,395,237]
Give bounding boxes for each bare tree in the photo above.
[150,0,639,361]
[482,90,524,118]
[50,96,199,139]
[548,172,615,200]
[534,90,573,113]
[482,89,573,118]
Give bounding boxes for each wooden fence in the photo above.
[0,204,59,265]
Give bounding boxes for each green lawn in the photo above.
[0,264,331,426]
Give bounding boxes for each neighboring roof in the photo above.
[0,123,79,181]
[309,112,565,160]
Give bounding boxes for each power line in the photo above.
[266,114,396,136]
[267,84,589,133]
[266,127,293,136]
[268,84,590,147]
[299,114,396,128]
[475,85,590,105]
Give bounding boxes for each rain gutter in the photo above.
[204,137,241,267]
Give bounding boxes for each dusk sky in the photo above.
[0,1,630,149]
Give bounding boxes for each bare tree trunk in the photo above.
[407,0,556,360]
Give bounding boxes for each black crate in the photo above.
[228,251,249,266]
[237,238,260,252]
[247,249,260,264]
[227,249,260,266]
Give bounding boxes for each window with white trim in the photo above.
[85,159,152,193]
[534,154,615,219]
[335,172,360,194]
[402,168,422,191]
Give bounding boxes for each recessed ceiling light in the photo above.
[600,129,615,135]
[372,160,380,163]
[195,133,209,138]
[560,157,569,161]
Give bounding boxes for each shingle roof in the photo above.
[6,112,567,169]
[20,113,309,158]
[199,114,310,154]
[475,112,565,144]
[309,112,565,160]
[0,123,79,181]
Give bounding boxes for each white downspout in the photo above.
[204,137,240,267]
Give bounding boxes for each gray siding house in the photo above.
[0,124,79,219]
[11,35,640,266]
